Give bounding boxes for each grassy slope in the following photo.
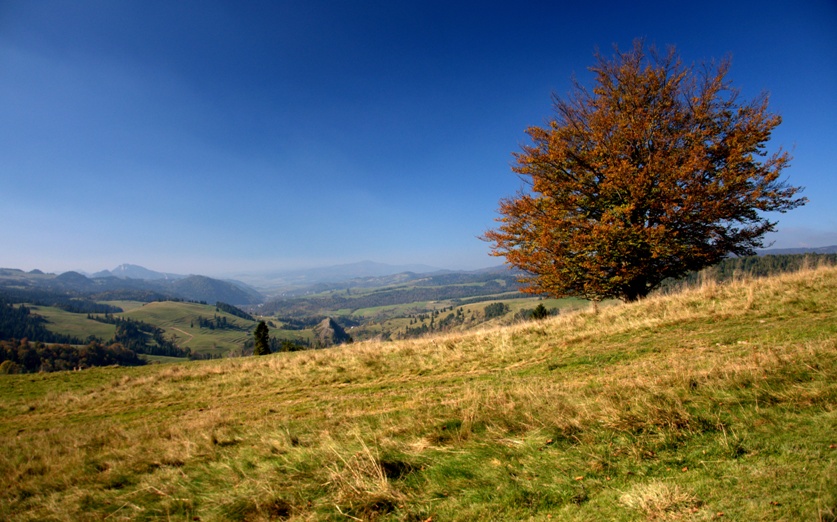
[30,294,583,353]
[1,267,835,521]
[27,305,117,341]
[121,301,255,355]
[31,301,256,355]
[346,297,590,341]
[100,300,147,312]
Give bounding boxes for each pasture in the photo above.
[2,266,835,520]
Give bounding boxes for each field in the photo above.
[121,301,255,356]
[2,266,835,520]
[30,292,591,355]
[31,301,258,356]
[28,305,117,341]
[344,296,593,341]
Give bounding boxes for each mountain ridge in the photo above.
[0,269,262,305]
[225,260,447,291]
[8,247,836,305]
[90,264,185,281]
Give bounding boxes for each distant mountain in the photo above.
[279,260,441,282]
[170,276,262,305]
[0,269,37,288]
[91,264,185,280]
[299,260,442,280]
[232,260,443,291]
[0,267,262,305]
[758,245,837,255]
[52,271,97,291]
[222,278,264,297]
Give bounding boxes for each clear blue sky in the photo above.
[1,1,835,276]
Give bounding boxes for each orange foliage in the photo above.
[485,41,806,302]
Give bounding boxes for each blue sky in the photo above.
[1,1,835,276]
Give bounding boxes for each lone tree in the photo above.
[253,321,271,356]
[531,303,550,320]
[485,41,806,302]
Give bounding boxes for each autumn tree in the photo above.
[484,41,806,302]
[253,321,271,356]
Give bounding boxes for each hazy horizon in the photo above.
[3,259,497,279]
[9,243,837,281]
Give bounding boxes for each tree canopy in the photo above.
[484,41,806,302]
[253,321,271,356]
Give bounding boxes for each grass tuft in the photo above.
[620,481,702,519]
[327,438,406,519]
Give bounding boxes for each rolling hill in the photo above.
[0,268,262,305]
[11,300,258,357]
[168,275,261,305]
[1,265,834,520]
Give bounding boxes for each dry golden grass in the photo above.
[1,265,836,520]
[620,481,701,520]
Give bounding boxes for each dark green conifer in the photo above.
[532,303,549,320]
[253,321,271,356]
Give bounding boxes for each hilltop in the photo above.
[0,267,262,306]
[1,266,835,520]
[90,264,185,280]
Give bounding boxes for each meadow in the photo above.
[1,266,835,520]
[346,296,590,341]
[121,301,255,355]
[31,291,584,353]
[27,305,117,341]
[31,301,257,357]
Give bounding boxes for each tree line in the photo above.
[215,301,254,321]
[0,289,123,314]
[661,253,837,291]
[194,314,240,331]
[706,254,836,281]
[89,314,190,357]
[1,300,87,345]
[275,315,361,331]
[0,338,144,374]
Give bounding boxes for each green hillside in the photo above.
[26,305,117,341]
[25,300,258,357]
[121,301,257,356]
[1,266,835,520]
[344,296,591,341]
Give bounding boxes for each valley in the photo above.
[2,263,575,359]
[3,253,835,363]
